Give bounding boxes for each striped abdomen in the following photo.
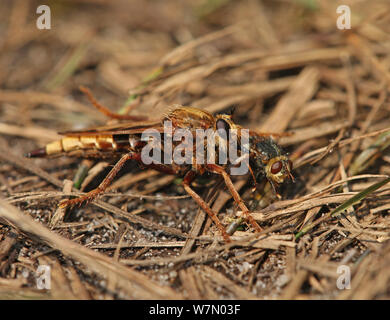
[26,134,143,158]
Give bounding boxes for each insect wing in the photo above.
[59,120,163,136]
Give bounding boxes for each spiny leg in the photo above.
[60,152,140,208]
[182,170,231,242]
[206,164,262,233]
[249,130,292,138]
[79,86,147,121]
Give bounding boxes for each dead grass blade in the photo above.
[260,66,319,132]
[0,198,182,299]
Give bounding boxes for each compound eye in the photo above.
[216,119,230,132]
[216,119,230,141]
[271,161,282,174]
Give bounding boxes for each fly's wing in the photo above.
[59,120,164,136]
[27,106,215,159]
[60,105,217,136]
[27,120,166,159]
[166,106,215,130]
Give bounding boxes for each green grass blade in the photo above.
[295,176,390,239]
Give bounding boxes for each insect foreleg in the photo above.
[206,164,262,233]
[249,130,292,138]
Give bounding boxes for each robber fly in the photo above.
[26,87,294,242]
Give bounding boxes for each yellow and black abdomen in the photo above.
[26,134,139,158]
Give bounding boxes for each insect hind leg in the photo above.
[60,152,140,208]
[79,86,147,121]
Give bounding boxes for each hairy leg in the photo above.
[182,170,231,242]
[206,164,262,233]
[79,86,147,121]
[249,130,292,138]
[60,152,140,208]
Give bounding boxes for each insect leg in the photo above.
[182,170,231,242]
[249,130,292,138]
[206,164,262,233]
[79,86,147,121]
[60,152,140,208]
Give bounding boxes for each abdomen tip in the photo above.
[25,147,47,158]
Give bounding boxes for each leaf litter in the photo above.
[0,0,389,299]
